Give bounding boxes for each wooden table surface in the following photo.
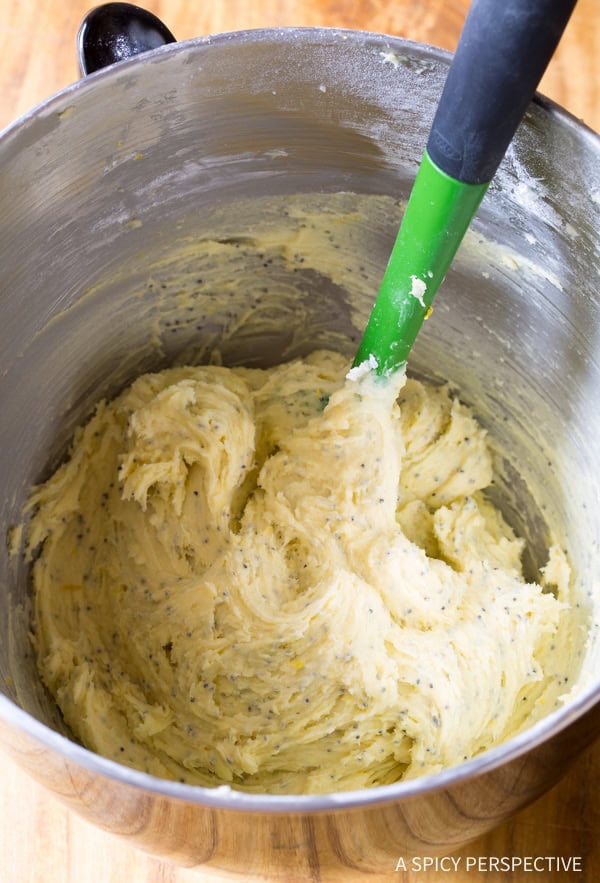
[1,2,598,881]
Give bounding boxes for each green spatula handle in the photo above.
[354,0,578,376]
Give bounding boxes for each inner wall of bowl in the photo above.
[0,33,598,737]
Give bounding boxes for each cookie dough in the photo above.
[26,350,571,793]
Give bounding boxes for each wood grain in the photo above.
[1,1,599,881]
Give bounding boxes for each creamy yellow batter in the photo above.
[26,350,571,793]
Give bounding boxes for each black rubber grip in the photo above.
[427,0,578,184]
[78,3,176,75]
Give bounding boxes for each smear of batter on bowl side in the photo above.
[24,348,573,794]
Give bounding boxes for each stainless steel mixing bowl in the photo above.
[0,26,599,878]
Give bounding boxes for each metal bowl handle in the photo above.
[77,2,176,75]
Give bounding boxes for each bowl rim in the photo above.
[1,25,599,145]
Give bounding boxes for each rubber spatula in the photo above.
[353,0,578,377]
